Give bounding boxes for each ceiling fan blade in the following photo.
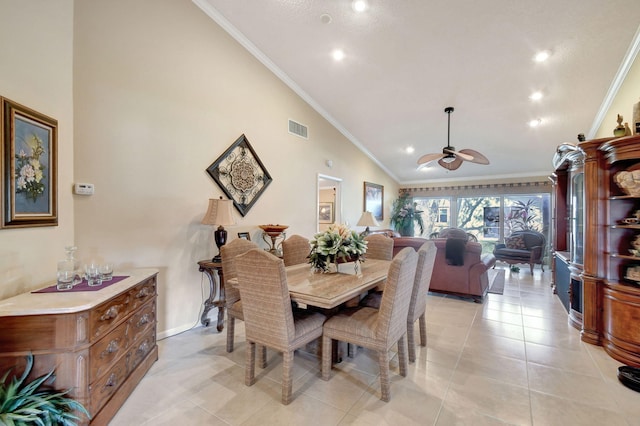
[417,152,444,165]
[445,149,474,162]
[459,149,490,165]
[438,156,463,170]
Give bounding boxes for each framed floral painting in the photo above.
[1,98,58,228]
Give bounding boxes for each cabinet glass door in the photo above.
[570,172,584,265]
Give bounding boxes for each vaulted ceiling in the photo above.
[195,0,640,183]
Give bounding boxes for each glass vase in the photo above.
[64,246,83,286]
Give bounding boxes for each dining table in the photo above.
[227,258,391,309]
[227,258,392,361]
[282,259,391,309]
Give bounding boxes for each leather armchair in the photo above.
[493,230,545,273]
[429,239,496,302]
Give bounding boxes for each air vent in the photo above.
[288,119,308,139]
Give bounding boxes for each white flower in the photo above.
[16,176,26,190]
[20,164,36,182]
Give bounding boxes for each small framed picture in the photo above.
[364,182,383,221]
[237,232,251,241]
[318,202,334,224]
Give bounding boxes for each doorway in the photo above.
[317,174,342,233]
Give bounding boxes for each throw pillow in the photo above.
[505,235,526,250]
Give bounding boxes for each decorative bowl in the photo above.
[259,224,289,236]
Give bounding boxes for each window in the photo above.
[413,198,451,237]
[438,207,449,224]
[413,193,550,255]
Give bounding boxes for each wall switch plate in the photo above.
[74,183,94,195]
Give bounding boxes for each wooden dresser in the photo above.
[0,269,158,425]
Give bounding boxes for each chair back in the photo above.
[281,234,311,266]
[364,234,394,261]
[235,249,295,348]
[221,238,259,306]
[408,241,437,322]
[375,247,418,341]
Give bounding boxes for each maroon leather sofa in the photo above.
[370,229,496,301]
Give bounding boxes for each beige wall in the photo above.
[0,1,397,337]
[71,0,397,337]
[595,51,640,138]
[0,0,75,299]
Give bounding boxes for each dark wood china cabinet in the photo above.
[554,134,640,366]
[551,142,586,329]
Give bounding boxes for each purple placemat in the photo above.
[32,276,129,293]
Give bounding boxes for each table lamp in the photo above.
[201,197,236,262]
[357,211,379,236]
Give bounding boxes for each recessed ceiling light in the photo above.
[320,13,332,24]
[534,50,550,62]
[529,118,542,128]
[529,91,543,101]
[332,49,345,61]
[406,146,415,154]
[352,0,368,12]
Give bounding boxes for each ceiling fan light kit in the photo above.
[417,106,490,171]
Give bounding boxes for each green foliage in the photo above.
[309,224,367,272]
[390,193,424,236]
[0,354,90,426]
[506,199,541,233]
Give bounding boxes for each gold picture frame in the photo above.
[1,98,58,228]
[364,181,383,221]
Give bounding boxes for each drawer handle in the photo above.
[100,305,120,321]
[137,314,151,327]
[136,341,150,356]
[101,339,120,358]
[104,373,117,389]
[136,287,151,299]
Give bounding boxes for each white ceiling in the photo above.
[195,0,640,184]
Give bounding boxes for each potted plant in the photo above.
[309,224,367,273]
[0,354,90,425]
[390,193,425,236]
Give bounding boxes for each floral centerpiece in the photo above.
[390,192,424,236]
[309,224,368,273]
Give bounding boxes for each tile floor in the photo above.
[110,266,640,425]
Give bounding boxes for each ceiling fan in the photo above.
[417,107,490,171]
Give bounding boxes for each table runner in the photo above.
[32,276,129,293]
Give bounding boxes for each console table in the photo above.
[0,269,158,425]
[197,259,225,331]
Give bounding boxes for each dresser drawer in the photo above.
[130,277,157,311]
[89,291,132,342]
[89,353,129,416]
[130,300,156,344]
[129,330,156,374]
[89,319,130,383]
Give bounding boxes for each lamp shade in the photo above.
[201,198,236,226]
[357,211,379,227]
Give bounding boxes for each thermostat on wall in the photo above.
[74,183,94,195]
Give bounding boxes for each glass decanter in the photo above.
[64,246,83,286]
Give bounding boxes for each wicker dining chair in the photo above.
[281,234,311,267]
[321,247,418,402]
[220,239,260,354]
[235,249,327,405]
[364,234,394,261]
[360,241,437,362]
